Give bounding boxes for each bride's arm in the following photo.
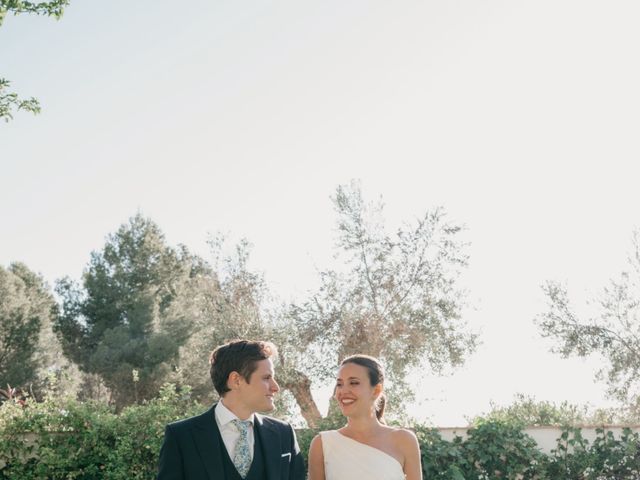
[308,434,326,480]
[397,430,423,480]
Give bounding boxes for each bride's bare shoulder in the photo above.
[389,428,419,448]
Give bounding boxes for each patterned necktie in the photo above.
[232,419,252,478]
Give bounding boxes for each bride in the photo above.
[307,355,422,480]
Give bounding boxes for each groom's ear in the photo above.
[227,371,242,390]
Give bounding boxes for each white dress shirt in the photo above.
[215,399,255,461]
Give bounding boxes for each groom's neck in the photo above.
[220,395,254,421]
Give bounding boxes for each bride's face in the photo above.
[334,363,380,417]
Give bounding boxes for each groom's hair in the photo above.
[209,339,277,396]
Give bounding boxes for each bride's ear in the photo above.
[373,383,383,398]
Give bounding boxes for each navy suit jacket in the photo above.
[157,404,305,480]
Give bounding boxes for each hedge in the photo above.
[2,389,640,479]
[0,385,200,480]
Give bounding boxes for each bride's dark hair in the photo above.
[340,354,386,422]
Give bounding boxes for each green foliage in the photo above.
[2,187,476,426]
[174,234,278,402]
[0,1,69,121]
[0,384,200,479]
[103,385,201,479]
[0,79,40,122]
[0,0,68,25]
[473,394,640,428]
[415,426,467,480]
[294,427,316,468]
[302,181,475,376]
[0,397,115,478]
[416,422,640,479]
[545,426,640,479]
[55,214,211,408]
[287,181,476,425]
[0,263,57,388]
[462,421,544,479]
[471,393,591,428]
[537,231,640,414]
[2,401,640,479]
[415,422,546,479]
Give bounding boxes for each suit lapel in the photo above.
[255,414,281,480]
[191,404,224,480]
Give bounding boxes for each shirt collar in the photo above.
[216,398,255,427]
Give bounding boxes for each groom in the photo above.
[157,339,305,480]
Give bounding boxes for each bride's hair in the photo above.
[340,354,386,422]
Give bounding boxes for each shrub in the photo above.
[3,397,640,479]
[544,426,640,479]
[0,384,200,479]
[415,423,640,479]
[415,426,467,480]
[461,421,544,479]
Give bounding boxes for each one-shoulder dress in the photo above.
[320,430,405,479]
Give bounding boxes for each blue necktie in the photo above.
[232,419,252,478]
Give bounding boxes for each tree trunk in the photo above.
[283,370,322,428]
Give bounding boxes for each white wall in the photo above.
[438,425,640,454]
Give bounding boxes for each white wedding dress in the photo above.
[320,430,406,479]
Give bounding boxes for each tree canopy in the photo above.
[55,214,209,408]
[470,394,593,427]
[174,235,280,402]
[3,184,478,425]
[537,230,640,416]
[0,262,57,387]
[283,181,477,425]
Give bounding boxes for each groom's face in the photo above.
[237,358,279,413]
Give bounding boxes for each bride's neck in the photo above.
[345,415,381,436]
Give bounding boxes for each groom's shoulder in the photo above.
[258,413,294,431]
[166,406,214,431]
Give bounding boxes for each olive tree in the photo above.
[282,181,478,426]
[537,230,640,415]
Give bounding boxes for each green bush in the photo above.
[544,426,640,479]
[2,396,640,479]
[415,426,467,480]
[0,384,200,480]
[414,422,640,479]
[412,422,544,479]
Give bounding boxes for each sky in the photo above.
[2,0,640,425]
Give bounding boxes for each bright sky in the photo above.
[2,0,640,425]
